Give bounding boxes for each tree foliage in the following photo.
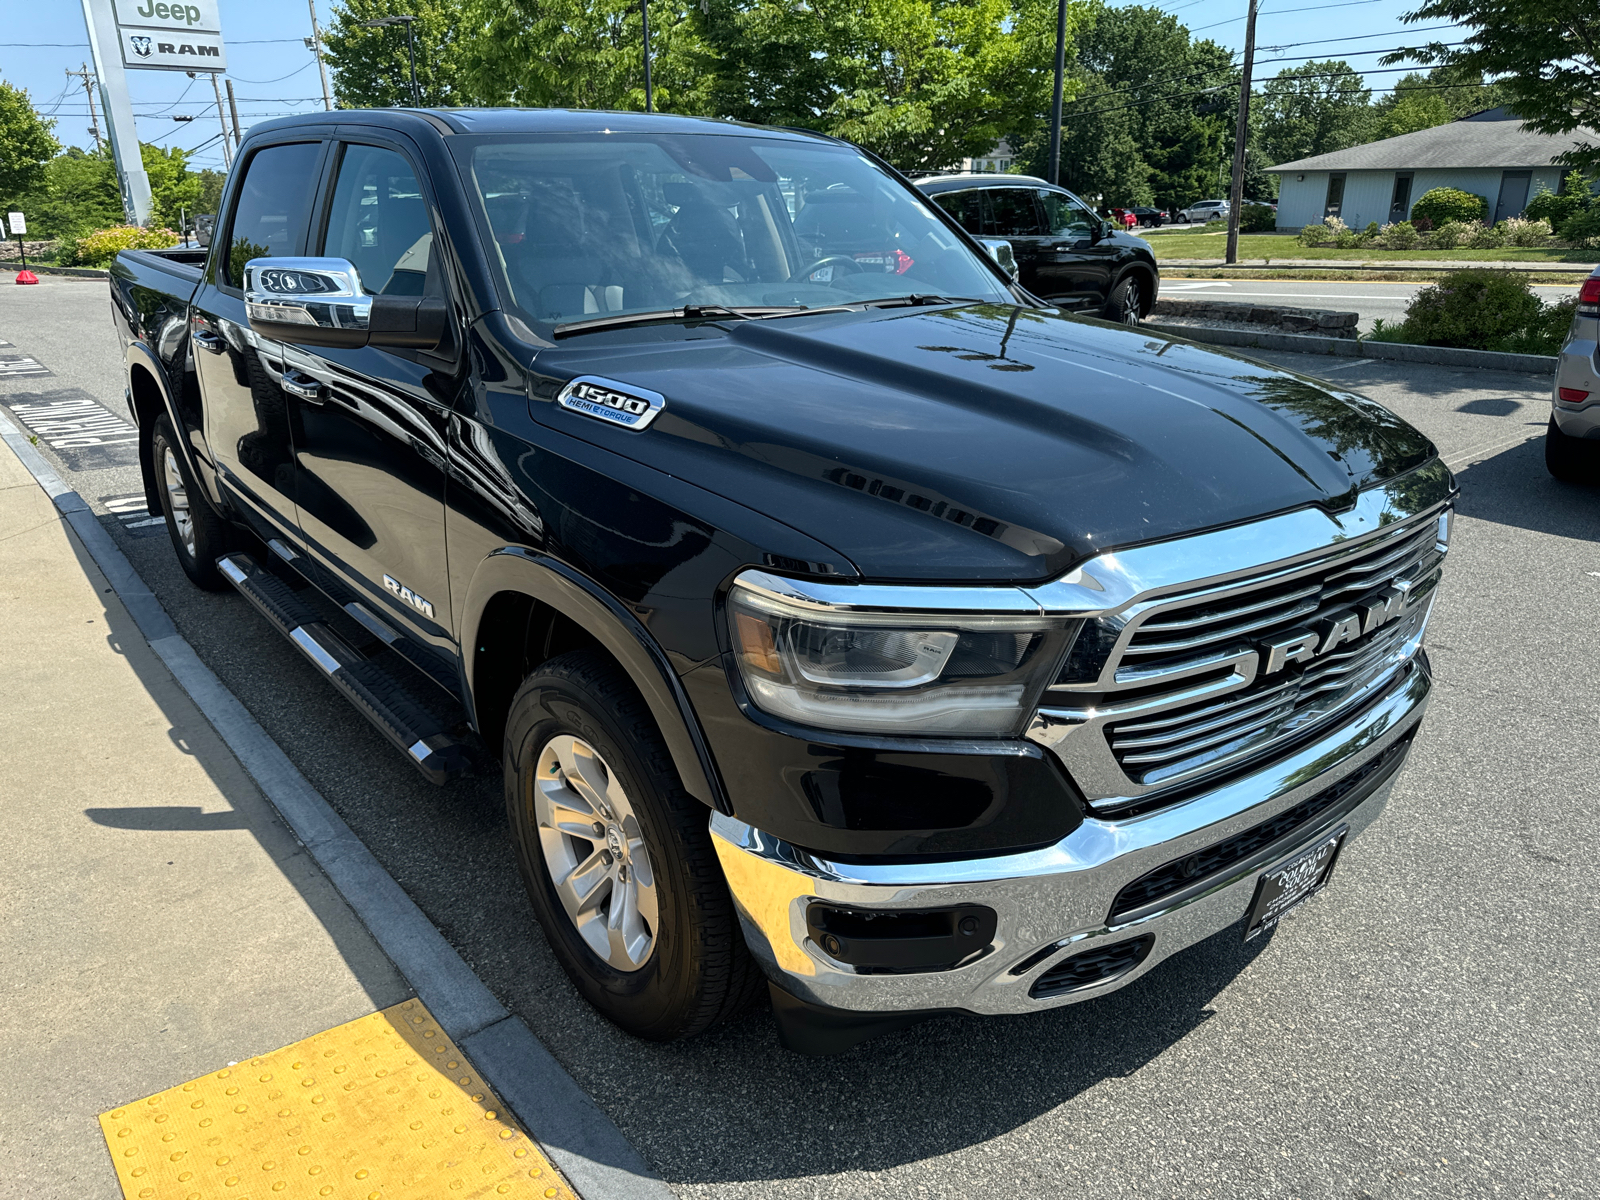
[323,0,475,108]
[0,78,61,211]
[1255,60,1373,167]
[1383,0,1600,175]
[1370,63,1503,140]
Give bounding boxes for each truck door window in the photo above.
[223,142,323,287]
[322,144,435,297]
[930,190,979,232]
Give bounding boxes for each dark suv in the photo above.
[914,173,1159,323]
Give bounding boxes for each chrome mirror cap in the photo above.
[243,257,373,347]
[976,237,1018,278]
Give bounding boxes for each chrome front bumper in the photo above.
[712,659,1429,1017]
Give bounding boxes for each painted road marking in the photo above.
[0,389,138,471]
[103,493,169,537]
[0,354,51,377]
[99,1000,575,1200]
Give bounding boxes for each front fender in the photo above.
[461,547,728,812]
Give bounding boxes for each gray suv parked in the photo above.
[1548,269,1600,482]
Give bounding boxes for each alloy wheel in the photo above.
[1120,280,1142,325]
[162,446,196,558]
[533,734,659,972]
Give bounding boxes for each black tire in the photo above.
[1104,274,1144,325]
[1545,415,1600,484]
[503,650,761,1041]
[151,414,235,590]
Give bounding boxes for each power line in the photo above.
[1192,0,1393,34]
[228,61,315,85]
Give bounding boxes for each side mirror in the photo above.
[975,237,1018,279]
[243,257,446,350]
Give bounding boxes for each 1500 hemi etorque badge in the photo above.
[556,376,666,430]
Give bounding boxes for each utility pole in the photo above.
[68,64,103,151]
[207,71,234,170]
[80,0,152,224]
[641,0,654,112]
[1225,0,1259,265]
[307,0,334,111]
[1047,0,1068,186]
[226,77,242,145]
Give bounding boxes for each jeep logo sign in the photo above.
[115,0,227,72]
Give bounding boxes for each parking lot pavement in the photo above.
[4,278,1597,1199]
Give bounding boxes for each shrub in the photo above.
[1525,186,1580,229]
[67,225,179,267]
[1239,203,1277,232]
[1364,221,1380,237]
[1498,216,1553,247]
[1333,228,1364,249]
[1410,186,1489,228]
[1400,269,1542,349]
[1467,223,1505,249]
[1489,296,1579,355]
[1559,207,1600,248]
[1298,223,1327,246]
[1376,221,1419,250]
[1412,216,1433,232]
[1428,220,1474,250]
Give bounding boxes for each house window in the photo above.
[1325,173,1346,220]
[1389,172,1413,223]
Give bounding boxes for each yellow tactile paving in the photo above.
[99,1000,575,1200]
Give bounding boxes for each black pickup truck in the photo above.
[110,108,1453,1054]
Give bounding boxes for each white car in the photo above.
[1547,268,1600,483]
[1179,199,1230,224]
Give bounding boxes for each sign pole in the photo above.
[80,0,152,225]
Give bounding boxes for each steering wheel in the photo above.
[798,255,866,284]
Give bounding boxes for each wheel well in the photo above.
[129,363,167,514]
[471,591,604,753]
[1120,265,1158,316]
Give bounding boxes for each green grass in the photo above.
[1148,231,1596,262]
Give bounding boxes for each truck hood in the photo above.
[527,303,1435,582]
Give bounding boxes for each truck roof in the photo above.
[246,107,839,142]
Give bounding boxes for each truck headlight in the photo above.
[726,571,1076,736]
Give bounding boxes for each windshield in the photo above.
[450,132,1014,334]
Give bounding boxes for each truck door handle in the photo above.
[281,369,326,403]
[192,329,226,354]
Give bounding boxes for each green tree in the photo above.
[17,148,121,239]
[1381,0,1600,173]
[324,0,474,108]
[1370,63,1503,140]
[142,143,203,229]
[0,78,61,212]
[1256,60,1373,167]
[467,0,709,115]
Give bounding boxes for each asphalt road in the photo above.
[4,273,1597,1200]
[1160,277,1583,332]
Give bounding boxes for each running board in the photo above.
[217,553,469,785]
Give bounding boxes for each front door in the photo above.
[1494,171,1532,224]
[283,137,463,688]
[1034,188,1115,308]
[1389,172,1414,224]
[979,187,1048,296]
[191,139,327,546]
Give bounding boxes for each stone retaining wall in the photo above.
[1153,297,1361,338]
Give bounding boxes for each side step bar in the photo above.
[217,553,470,785]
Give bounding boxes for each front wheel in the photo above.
[1545,415,1600,484]
[1104,275,1144,325]
[151,414,235,590]
[504,650,761,1041]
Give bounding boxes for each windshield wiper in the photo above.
[855,294,993,310]
[552,304,805,338]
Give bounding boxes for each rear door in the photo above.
[280,134,464,688]
[190,139,328,546]
[979,187,1048,295]
[1034,188,1114,308]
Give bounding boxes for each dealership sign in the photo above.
[113,0,226,71]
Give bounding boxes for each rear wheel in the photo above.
[504,650,760,1040]
[1105,275,1144,325]
[1545,415,1600,484]
[151,414,234,590]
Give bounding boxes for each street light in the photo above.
[363,15,421,108]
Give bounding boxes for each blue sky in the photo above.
[2,0,1459,174]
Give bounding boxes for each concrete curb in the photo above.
[0,412,672,1200]
[1156,257,1596,274]
[1142,321,1558,375]
[1,263,111,279]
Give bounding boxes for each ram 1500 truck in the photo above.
[110,108,1453,1055]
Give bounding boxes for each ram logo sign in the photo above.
[115,0,227,72]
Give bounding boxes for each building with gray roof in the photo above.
[1266,107,1593,230]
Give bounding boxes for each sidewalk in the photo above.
[0,435,571,1199]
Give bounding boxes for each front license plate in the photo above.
[1243,826,1347,941]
